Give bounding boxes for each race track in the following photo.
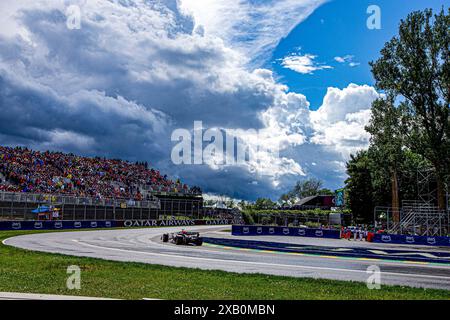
[4,226,450,290]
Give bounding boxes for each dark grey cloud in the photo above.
[0,0,377,200]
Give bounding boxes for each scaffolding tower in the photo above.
[417,167,437,205]
[374,167,449,236]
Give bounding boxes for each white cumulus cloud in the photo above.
[0,0,379,200]
[310,84,380,159]
[281,53,332,74]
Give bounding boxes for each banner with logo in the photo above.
[373,233,450,247]
[335,188,345,207]
[232,225,341,239]
[0,220,118,231]
[121,219,242,228]
[0,219,242,231]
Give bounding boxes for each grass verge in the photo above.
[0,229,449,300]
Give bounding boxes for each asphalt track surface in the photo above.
[4,226,450,290]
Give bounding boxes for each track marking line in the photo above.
[71,239,450,281]
[202,243,450,268]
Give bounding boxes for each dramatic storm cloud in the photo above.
[0,0,379,200]
[179,0,326,65]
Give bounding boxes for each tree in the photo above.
[225,199,236,209]
[370,8,450,209]
[278,193,292,206]
[366,95,405,221]
[318,188,334,196]
[238,200,249,210]
[279,178,334,207]
[291,178,324,199]
[254,198,277,210]
[346,148,431,222]
[345,151,375,222]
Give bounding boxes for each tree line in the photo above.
[346,8,449,222]
[204,178,333,211]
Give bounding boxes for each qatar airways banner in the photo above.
[0,219,241,231]
[121,219,242,228]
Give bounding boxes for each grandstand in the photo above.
[0,146,203,220]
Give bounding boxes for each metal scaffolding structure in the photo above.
[417,167,437,205]
[373,167,450,236]
[375,202,449,236]
[400,201,448,236]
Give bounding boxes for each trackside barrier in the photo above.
[0,219,241,231]
[0,220,118,231]
[373,233,450,247]
[232,225,341,239]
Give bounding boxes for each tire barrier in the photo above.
[232,225,341,239]
[203,237,450,264]
[373,233,450,247]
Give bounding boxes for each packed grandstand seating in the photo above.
[0,146,201,200]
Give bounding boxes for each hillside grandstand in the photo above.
[0,146,204,220]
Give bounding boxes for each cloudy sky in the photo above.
[0,0,446,200]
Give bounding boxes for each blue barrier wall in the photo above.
[0,220,118,231]
[0,219,239,231]
[232,225,341,239]
[203,237,450,263]
[373,233,450,247]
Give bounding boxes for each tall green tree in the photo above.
[345,151,376,222]
[366,95,405,221]
[345,148,430,221]
[370,8,450,209]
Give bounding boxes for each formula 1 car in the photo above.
[161,230,203,246]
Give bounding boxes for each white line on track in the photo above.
[139,238,450,269]
[91,230,450,269]
[72,239,450,281]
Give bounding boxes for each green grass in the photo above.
[0,229,449,300]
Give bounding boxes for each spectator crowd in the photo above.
[0,146,201,200]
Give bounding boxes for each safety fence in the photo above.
[0,191,160,209]
[0,191,203,221]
